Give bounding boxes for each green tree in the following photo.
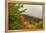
[8,4,26,30]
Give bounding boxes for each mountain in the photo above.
[22,14,43,23]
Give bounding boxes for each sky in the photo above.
[21,4,43,19]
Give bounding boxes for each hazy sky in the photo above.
[21,4,42,18]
